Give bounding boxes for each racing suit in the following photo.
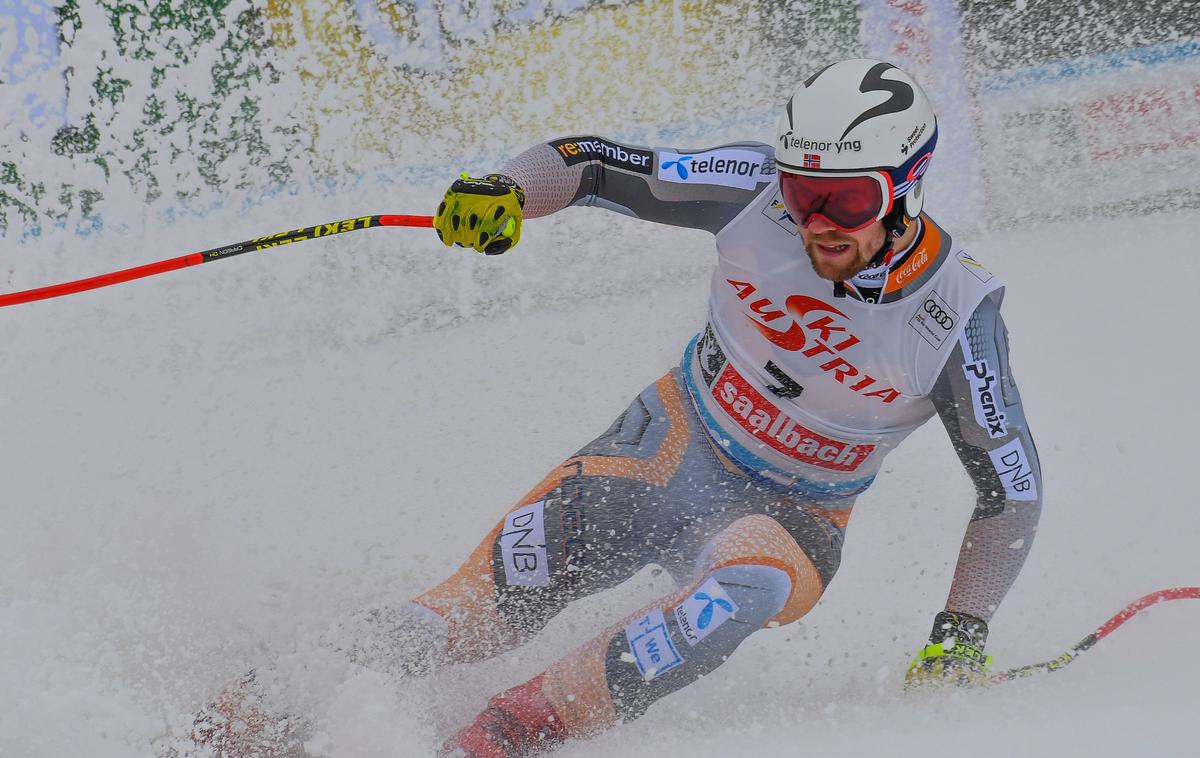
[343,136,1043,749]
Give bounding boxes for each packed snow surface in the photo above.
[2,1,1199,753]
[1,200,1198,756]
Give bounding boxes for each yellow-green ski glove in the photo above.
[906,611,993,690]
[434,173,525,255]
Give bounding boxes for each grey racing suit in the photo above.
[341,135,1042,745]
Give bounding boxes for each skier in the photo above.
[413,56,1043,757]
[194,58,1043,758]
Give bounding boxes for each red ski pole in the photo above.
[993,586,1200,682]
[0,214,434,308]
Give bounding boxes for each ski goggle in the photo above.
[778,169,894,233]
[776,128,938,233]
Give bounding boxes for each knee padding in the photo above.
[700,513,831,626]
[603,563,792,722]
[707,564,792,629]
[762,506,843,588]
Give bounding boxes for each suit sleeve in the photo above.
[928,295,1043,623]
[499,136,776,234]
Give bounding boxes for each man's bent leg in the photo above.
[443,508,842,756]
[189,373,697,756]
[338,373,696,675]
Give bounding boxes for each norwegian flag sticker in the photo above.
[803,153,821,168]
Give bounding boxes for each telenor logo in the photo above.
[674,577,739,646]
[657,148,770,190]
[661,155,694,179]
[693,591,734,630]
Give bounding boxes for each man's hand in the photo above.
[905,610,993,689]
[434,173,525,255]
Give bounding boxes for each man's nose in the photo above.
[803,214,838,234]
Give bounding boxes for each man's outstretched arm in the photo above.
[910,295,1043,686]
[500,136,776,233]
[930,295,1043,621]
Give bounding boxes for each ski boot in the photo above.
[190,670,309,758]
[440,675,568,758]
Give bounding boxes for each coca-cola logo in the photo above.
[892,248,930,287]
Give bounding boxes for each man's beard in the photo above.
[804,231,882,282]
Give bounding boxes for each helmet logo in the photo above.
[778,132,861,155]
[907,152,932,182]
[840,62,914,141]
[785,63,838,130]
[803,62,836,88]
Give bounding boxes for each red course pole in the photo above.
[0,214,434,308]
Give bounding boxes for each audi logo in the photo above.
[922,299,955,328]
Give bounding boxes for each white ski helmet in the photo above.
[775,58,938,234]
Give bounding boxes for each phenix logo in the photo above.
[726,280,901,404]
[963,359,1008,438]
